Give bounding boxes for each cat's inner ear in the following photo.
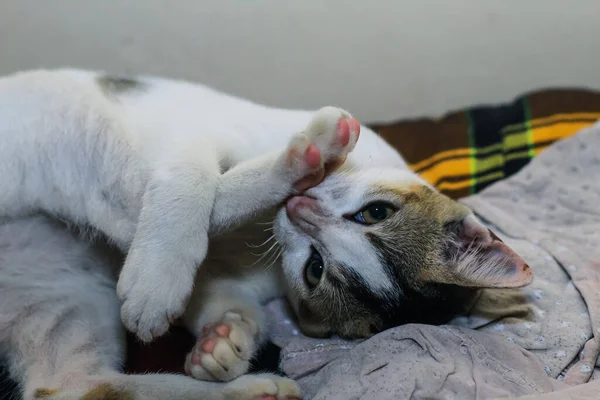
[435,215,533,288]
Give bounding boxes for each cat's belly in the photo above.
[0,70,148,247]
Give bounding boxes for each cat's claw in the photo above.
[185,311,257,382]
[222,373,302,400]
[286,106,360,192]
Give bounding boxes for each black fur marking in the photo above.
[363,231,477,329]
[96,75,146,98]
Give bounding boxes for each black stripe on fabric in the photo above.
[433,166,505,187]
[470,99,528,148]
[469,98,530,193]
[502,117,599,135]
[416,139,557,175]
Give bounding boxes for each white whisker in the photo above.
[250,240,280,266]
[246,234,275,249]
[255,220,274,226]
[265,247,283,270]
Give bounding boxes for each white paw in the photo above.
[285,106,360,192]
[185,311,257,382]
[116,261,191,342]
[222,373,302,400]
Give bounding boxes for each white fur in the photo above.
[0,69,396,341]
[0,68,411,398]
[0,215,302,399]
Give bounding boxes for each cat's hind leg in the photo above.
[0,216,301,400]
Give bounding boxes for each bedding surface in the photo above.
[267,120,600,399]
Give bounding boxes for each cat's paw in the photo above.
[285,106,360,192]
[222,373,302,400]
[184,310,257,382]
[117,263,190,342]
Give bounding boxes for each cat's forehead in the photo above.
[318,168,430,205]
[350,168,428,188]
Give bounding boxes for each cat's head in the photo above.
[273,168,532,338]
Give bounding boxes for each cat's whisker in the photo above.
[246,234,275,249]
[250,241,280,266]
[255,220,274,226]
[264,247,283,271]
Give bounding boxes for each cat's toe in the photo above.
[186,337,250,381]
[284,107,360,192]
[185,312,256,382]
[305,106,359,156]
[298,106,359,172]
[223,374,302,400]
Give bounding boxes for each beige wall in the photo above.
[1,0,600,122]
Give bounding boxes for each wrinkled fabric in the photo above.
[281,325,563,400]
[267,122,600,399]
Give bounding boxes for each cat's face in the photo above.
[273,168,532,338]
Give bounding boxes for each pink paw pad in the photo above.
[337,117,360,146]
[303,145,321,169]
[200,338,216,353]
[336,119,351,146]
[215,323,230,337]
[348,118,360,138]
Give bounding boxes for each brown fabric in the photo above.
[528,89,600,117]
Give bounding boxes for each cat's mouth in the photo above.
[285,195,327,236]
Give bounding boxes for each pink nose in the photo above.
[286,196,317,219]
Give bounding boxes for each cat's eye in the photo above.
[352,202,395,225]
[304,249,325,289]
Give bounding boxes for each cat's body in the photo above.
[0,69,532,399]
[0,214,299,400]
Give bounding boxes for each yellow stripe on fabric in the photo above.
[503,112,600,136]
[408,148,471,172]
[531,121,594,145]
[417,157,472,186]
[420,149,509,186]
[474,153,504,175]
[435,171,505,191]
[503,131,529,151]
[505,150,531,162]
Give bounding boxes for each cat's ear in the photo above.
[434,215,532,288]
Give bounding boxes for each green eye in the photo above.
[352,202,395,225]
[304,250,324,288]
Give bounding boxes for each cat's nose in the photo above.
[286,196,316,213]
[286,196,322,234]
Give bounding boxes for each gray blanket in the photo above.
[266,121,600,399]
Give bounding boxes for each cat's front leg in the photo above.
[117,156,220,342]
[210,106,360,233]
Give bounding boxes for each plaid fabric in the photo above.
[371,89,600,199]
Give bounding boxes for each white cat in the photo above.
[0,69,532,399]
